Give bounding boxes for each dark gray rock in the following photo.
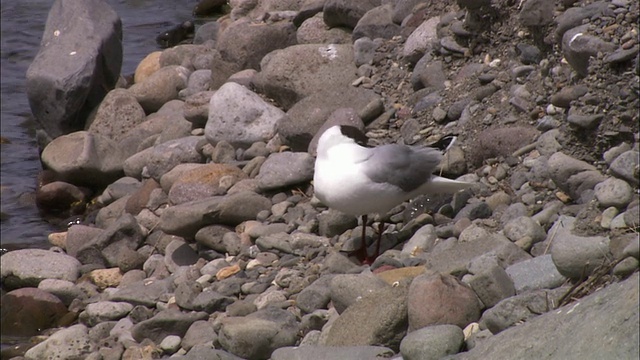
[0,249,80,289]
[505,254,566,294]
[256,152,315,191]
[323,0,380,29]
[218,307,299,360]
[455,274,639,359]
[562,25,617,77]
[400,324,464,360]
[271,345,394,360]
[353,4,400,41]
[479,287,566,334]
[253,44,358,111]
[330,273,390,314]
[131,308,209,343]
[609,150,639,186]
[594,177,634,208]
[325,282,408,350]
[129,65,190,113]
[181,320,217,352]
[123,136,205,181]
[23,324,93,359]
[549,216,611,279]
[216,17,297,71]
[296,275,335,313]
[26,0,122,138]
[41,131,126,187]
[160,191,272,238]
[109,278,174,307]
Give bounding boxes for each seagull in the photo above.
[313,125,472,264]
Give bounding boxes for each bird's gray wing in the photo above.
[362,144,443,192]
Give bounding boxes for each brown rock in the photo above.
[88,268,123,289]
[407,272,482,331]
[125,178,161,215]
[168,163,246,205]
[1,287,68,336]
[134,51,162,84]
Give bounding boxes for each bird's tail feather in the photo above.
[420,175,473,194]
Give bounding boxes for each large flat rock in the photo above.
[451,273,639,359]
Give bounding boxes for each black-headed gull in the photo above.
[313,125,472,263]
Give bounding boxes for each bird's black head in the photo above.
[339,125,369,147]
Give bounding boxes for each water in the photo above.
[0,0,195,251]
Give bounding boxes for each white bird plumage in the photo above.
[314,125,471,217]
[313,125,473,262]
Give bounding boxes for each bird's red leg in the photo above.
[358,214,368,262]
[373,221,384,260]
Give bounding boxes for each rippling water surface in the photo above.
[1,0,194,250]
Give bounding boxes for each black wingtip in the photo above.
[339,126,369,147]
[429,135,457,151]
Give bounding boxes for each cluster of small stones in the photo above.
[2,0,639,359]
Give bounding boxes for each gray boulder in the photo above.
[253,43,358,110]
[1,249,81,289]
[216,17,297,71]
[26,0,122,139]
[205,82,284,149]
[86,88,146,141]
[453,273,639,359]
[41,131,125,187]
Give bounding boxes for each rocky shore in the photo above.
[1,0,639,359]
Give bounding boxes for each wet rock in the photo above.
[1,287,69,336]
[323,0,379,29]
[25,0,122,138]
[36,181,88,214]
